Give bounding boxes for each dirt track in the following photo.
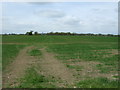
[37,48,76,86]
[2,46,118,88]
[2,46,76,87]
[2,46,36,87]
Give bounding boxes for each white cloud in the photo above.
[57,16,81,26]
[35,9,65,18]
[28,2,53,5]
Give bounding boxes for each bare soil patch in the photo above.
[64,60,118,81]
[36,48,76,87]
[92,49,118,58]
[94,49,118,55]
[2,46,37,87]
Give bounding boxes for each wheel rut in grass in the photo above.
[38,48,76,86]
[3,46,36,88]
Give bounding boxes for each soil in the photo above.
[2,46,36,87]
[64,59,118,81]
[36,48,76,87]
[2,46,118,88]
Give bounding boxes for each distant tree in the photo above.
[34,31,39,35]
[29,31,33,35]
[25,32,29,35]
[25,31,33,35]
[107,34,113,36]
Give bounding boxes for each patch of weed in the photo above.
[96,64,115,73]
[76,77,118,88]
[112,75,119,79]
[16,67,56,88]
[28,49,42,56]
[66,64,83,71]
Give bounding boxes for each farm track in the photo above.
[2,45,118,88]
[37,48,76,87]
[2,46,36,87]
[2,46,76,88]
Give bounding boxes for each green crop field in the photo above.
[2,35,119,88]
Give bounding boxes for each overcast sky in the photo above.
[2,2,118,34]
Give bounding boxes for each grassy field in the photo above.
[2,35,119,88]
[2,35,118,43]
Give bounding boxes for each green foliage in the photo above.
[25,31,33,35]
[47,43,118,63]
[28,49,42,56]
[96,64,115,73]
[34,31,39,35]
[112,75,119,79]
[76,77,118,88]
[2,35,118,43]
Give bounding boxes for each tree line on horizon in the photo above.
[2,31,119,37]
